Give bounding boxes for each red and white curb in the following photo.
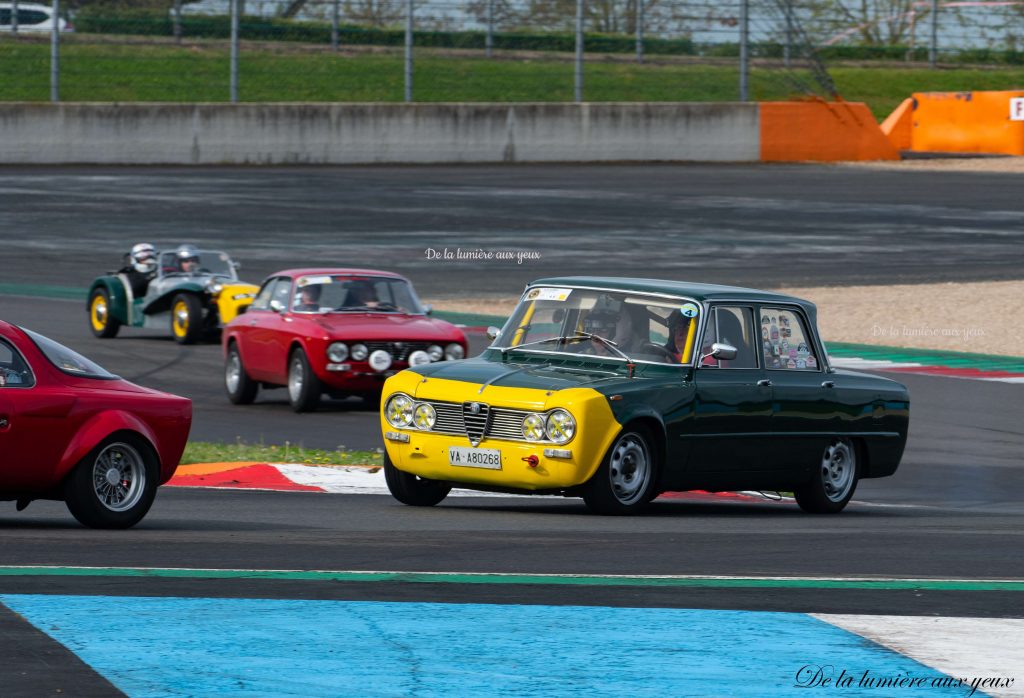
[831,357,1024,383]
[167,462,778,503]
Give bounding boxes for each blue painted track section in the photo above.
[1,595,969,697]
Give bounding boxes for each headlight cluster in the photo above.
[327,342,349,362]
[522,408,576,444]
[205,280,224,296]
[385,393,424,429]
[333,342,465,368]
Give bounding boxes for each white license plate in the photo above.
[448,446,502,470]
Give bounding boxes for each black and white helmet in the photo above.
[130,243,157,274]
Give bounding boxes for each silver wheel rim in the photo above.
[821,440,855,502]
[608,433,651,505]
[226,351,242,394]
[92,443,145,512]
[288,356,304,403]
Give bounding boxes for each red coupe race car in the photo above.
[222,269,469,412]
[0,321,191,528]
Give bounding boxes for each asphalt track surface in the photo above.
[2,164,1023,695]
[2,164,1024,295]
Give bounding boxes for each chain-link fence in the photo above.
[2,0,1024,104]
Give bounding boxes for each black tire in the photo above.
[63,435,159,529]
[170,293,204,345]
[88,288,121,339]
[225,342,259,405]
[794,438,860,514]
[287,347,322,413]
[383,452,451,506]
[582,425,659,515]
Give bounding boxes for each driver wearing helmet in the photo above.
[176,244,202,274]
[118,242,158,297]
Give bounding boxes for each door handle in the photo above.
[821,380,835,389]
[756,379,772,387]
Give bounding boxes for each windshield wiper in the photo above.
[501,332,634,365]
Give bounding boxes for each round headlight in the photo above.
[408,350,431,367]
[427,344,444,361]
[369,349,393,372]
[444,343,465,360]
[327,342,349,362]
[413,403,436,430]
[206,281,224,296]
[384,393,414,428]
[351,344,368,361]
[522,413,546,441]
[545,409,576,444]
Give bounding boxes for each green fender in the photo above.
[86,276,129,325]
[142,282,206,316]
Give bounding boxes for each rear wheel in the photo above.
[88,288,121,339]
[287,348,322,413]
[63,436,158,529]
[794,438,859,514]
[170,293,204,345]
[582,426,659,515]
[383,452,451,506]
[225,342,258,405]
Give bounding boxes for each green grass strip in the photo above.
[1,567,1022,591]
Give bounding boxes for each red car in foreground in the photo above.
[222,269,468,412]
[0,321,191,528]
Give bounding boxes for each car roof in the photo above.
[271,268,409,280]
[527,276,813,308]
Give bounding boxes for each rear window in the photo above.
[22,328,119,380]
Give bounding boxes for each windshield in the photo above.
[492,287,702,365]
[158,250,237,279]
[23,328,119,380]
[291,275,426,314]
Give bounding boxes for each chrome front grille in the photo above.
[364,341,430,362]
[462,402,490,444]
[419,399,537,443]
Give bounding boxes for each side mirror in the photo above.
[486,326,502,341]
[269,299,286,314]
[423,304,433,316]
[699,342,737,364]
[233,261,242,271]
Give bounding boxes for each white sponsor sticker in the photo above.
[525,287,572,302]
[297,275,333,287]
[1011,97,1024,122]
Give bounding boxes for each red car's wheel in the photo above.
[64,435,159,529]
[225,342,258,405]
[287,348,322,413]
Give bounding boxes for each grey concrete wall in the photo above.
[0,103,760,165]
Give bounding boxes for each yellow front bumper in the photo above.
[380,371,622,491]
[216,283,260,324]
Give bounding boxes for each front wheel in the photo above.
[287,348,322,413]
[170,293,204,345]
[794,438,859,514]
[225,342,258,405]
[582,427,659,515]
[63,437,158,529]
[384,452,451,506]
[88,288,121,339]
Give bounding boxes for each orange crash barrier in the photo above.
[882,91,1024,155]
[760,101,899,162]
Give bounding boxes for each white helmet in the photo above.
[130,243,157,274]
